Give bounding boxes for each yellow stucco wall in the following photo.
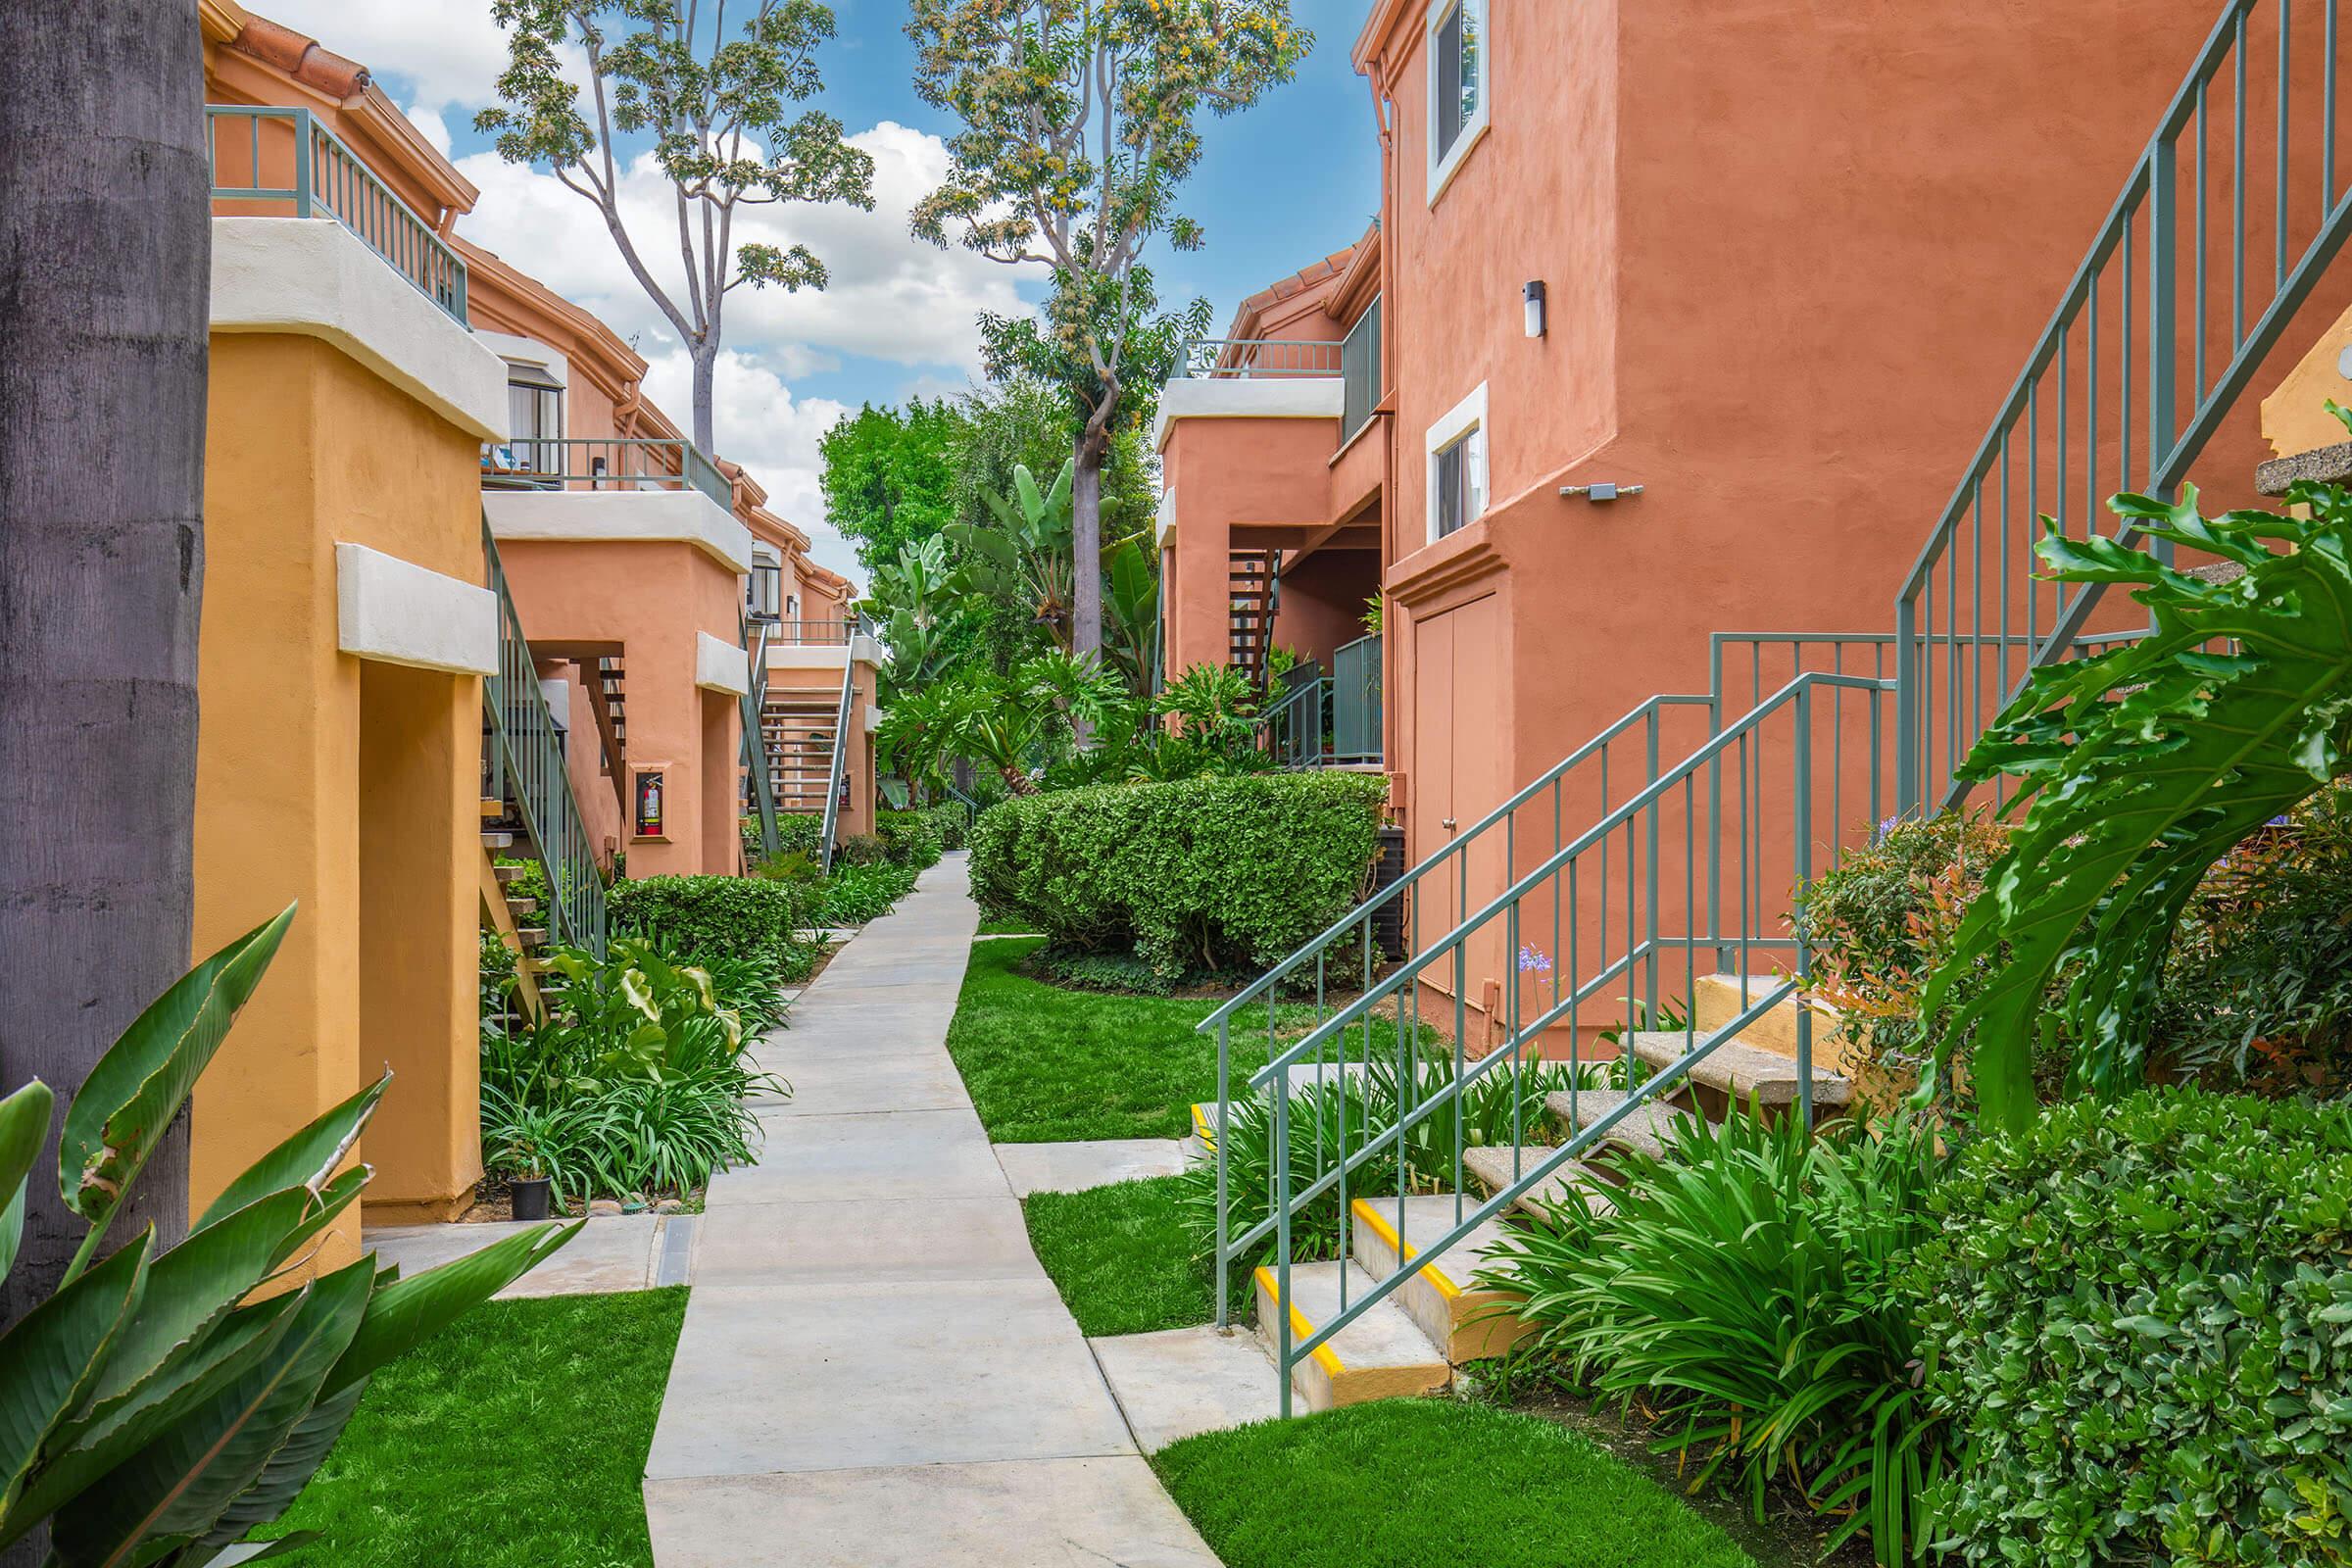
[196,332,487,1267]
[2261,298,2352,456]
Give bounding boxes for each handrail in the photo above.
[1894,0,2352,812]
[482,517,607,957]
[1330,633,1383,764]
[1177,337,1345,378]
[740,611,781,860]
[816,656,857,872]
[1262,675,1328,769]
[205,105,467,324]
[480,437,731,510]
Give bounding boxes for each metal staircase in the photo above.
[481,517,607,958]
[1211,0,2352,1416]
[759,654,858,869]
[741,612,782,860]
[1229,549,1279,687]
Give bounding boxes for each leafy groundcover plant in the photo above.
[1917,1090,2352,1565]
[0,907,569,1565]
[480,936,785,1207]
[1484,1111,1953,1561]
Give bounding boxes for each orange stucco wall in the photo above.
[496,539,747,878]
[195,330,487,1258]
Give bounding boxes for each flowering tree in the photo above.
[478,0,875,454]
[906,0,1311,666]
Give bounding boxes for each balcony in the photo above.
[1263,633,1384,770]
[481,437,732,510]
[206,104,468,325]
[1176,337,1344,379]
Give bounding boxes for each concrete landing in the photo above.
[363,1212,689,1298]
[1091,1325,1283,1451]
[642,855,1218,1566]
[997,1137,1193,1197]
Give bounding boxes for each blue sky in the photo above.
[272,0,1382,581]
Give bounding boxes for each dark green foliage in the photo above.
[1490,1111,1953,1561]
[968,771,1388,979]
[1926,478,2352,1130]
[875,808,945,869]
[926,802,970,852]
[607,874,809,964]
[1153,1401,1758,1568]
[1916,1090,2352,1566]
[1023,1176,1214,1336]
[1026,945,1177,996]
[260,1290,686,1567]
[831,832,890,867]
[2155,784,2352,1095]
[772,812,824,857]
[945,937,1277,1141]
[807,858,918,925]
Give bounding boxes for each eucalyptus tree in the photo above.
[477,0,875,454]
[906,0,1310,664]
[0,0,210,1355]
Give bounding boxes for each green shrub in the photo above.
[607,874,808,963]
[833,832,891,867]
[968,771,1388,979]
[1029,946,1177,996]
[1917,1090,2352,1566]
[773,812,823,857]
[927,802,970,852]
[876,808,945,869]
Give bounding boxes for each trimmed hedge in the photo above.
[1917,1090,2352,1565]
[967,772,1388,980]
[876,809,945,869]
[606,875,808,963]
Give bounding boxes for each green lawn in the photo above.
[1024,1174,1215,1336]
[261,1288,686,1567]
[1155,1401,1758,1568]
[947,938,1283,1141]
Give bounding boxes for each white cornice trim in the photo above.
[1152,376,1344,451]
[695,632,751,697]
[335,543,496,676]
[212,218,508,441]
[481,489,755,574]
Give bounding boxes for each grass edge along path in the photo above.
[1024,1173,1215,1337]
[946,937,1278,1142]
[261,1287,688,1568]
[1155,1400,1760,1568]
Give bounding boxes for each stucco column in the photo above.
[700,689,739,874]
[358,661,482,1221]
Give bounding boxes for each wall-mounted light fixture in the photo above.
[1523,279,1547,339]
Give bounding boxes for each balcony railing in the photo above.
[1340,298,1382,443]
[481,437,731,509]
[1331,632,1382,763]
[1176,337,1344,378]
[763,618,858,648]
[206,104,467,325]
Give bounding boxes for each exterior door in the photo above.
[1408,592,1506,1004]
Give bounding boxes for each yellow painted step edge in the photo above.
[1348,1200,1470,1302]
[1252,1265,1347,1380]
[1191,1102,1217,1152]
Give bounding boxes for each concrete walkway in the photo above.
[642,855,1222,1568]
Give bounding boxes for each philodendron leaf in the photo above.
[48,1256,371,1568]
[0,1080,56,1281]
[0,1235,148,1523]
[192,1076,386,1236]
[323,1221,578,1397]
[194,1379,367,1550]
[267,1166,370,1275]
[59,906,296,1237]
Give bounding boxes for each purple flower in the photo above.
[1517,945,1553,975]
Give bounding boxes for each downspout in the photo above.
[1369,58,1405,820]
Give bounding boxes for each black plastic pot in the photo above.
[510,1176,552,1221]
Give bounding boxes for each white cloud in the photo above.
[260,0,513,112]
[451,122,1032,376]
[405,106,453,158]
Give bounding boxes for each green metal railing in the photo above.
[483,519,607,957]
[741,611,782,860]
[1331,634,1383,763]
[1897,0,2352,813]
[1219,0,2352,1414]
[482,436,731,510]
[1341,300,1384,442]
[815,657,857,873]
[206,105,467,324]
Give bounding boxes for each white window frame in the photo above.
[1426,0,1491,208]
[1426,383,1490,544]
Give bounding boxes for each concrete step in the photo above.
[1348,1195,1535,1364]
[479,797,504,820]
[1460,1143,1617,1221]
[1543,1085,1709,1164]
[1188,1059,1380,1153]
[514,926,549,947]
[1691,973,1857,1073]
[1252,1259,1451,1412]
[1624,1030,1851,1111]
[493,862,526,886]
[481,830,517,852]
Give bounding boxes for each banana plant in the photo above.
[949,461,1076,649]
[0,906,574,1565]
[1924,466,2352,1133]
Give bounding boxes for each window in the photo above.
[1427,0,1489,204]
[505,363,564,477]
[1426,384,1489,543]
[748,549,783,620]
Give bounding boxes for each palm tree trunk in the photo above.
[0,0,209,1352]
